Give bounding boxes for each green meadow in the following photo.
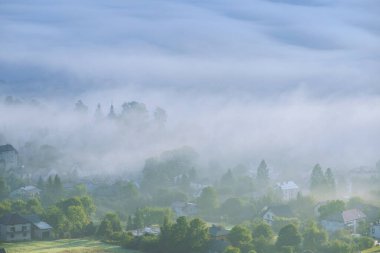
[0,239,141,253]
[363,246,380,253]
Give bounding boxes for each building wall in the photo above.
[371,225,380,239]
[0,223,31,242]
[33,229,51,240]
[321,220,345,233]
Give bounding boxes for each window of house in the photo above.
[22,226,27,231]
[10,233,14,238]
[23,232,27,237]
[10,226,15,232]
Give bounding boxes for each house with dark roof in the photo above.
[320,209,366,234]
[262,205,295,226]
[24,215,52,240]
[0,144,19,172]
[0,213,53,242]
[0,213,31,242]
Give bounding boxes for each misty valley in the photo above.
[1,0,380,252]
[0,97,379,253]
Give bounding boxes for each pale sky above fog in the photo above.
[1,0,380,173]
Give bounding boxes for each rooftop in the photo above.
[342,209,366,223]
[0,213,30,225]
[0,144,17,153]
[276,181,299,190]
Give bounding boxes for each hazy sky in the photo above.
[1,0,380,173]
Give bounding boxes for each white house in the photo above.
[276,181,299,201]
[371,222,380,239]
[0,144,19,171]
[10,186,41,200]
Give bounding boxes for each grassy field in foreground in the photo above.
[362,246,380,253]
[0,239,141,253]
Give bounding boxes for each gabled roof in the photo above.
[262,205,294,218]
[0,213,30,225]
[276,181,299,190]
[17,214,53,230]
[342,209,366,223]
[0,144,17,153]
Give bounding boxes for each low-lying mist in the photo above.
[1,89,380,177]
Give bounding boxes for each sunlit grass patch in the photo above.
[0,239,140,253]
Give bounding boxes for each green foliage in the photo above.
[310,164,325,194]
[322,239,354,253]
[197,186,218,215]
[252,221,274,242]
[289,194,316,221]
[310,164,336,196]
[97,212,122,238]
[272,217,300,234]
[47,196,95,237]
[228,225,252,248]
[318,200,345,220]
[0,176,10,199]
[354,236,375,251]
[302,221,328,252]
[220,197,244,224]
[141,147,198,194]
[276,224,302,249]
[157,216,209,253]
[256,160,269,185]
[224,246,241,253]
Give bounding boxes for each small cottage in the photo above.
[0,213,31,242]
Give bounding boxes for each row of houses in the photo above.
[261,204,380,238]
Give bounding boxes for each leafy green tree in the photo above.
[26,198,44,216]
[126,215,134,231]
[97,212,122,238]
[0,177,10,199]
[325,168,336,195]
[0,200,11,217]
[257,160,269,185]
[276,224,302,250]
[79,195,96,217]
[220,197,244,223]
[228,225,252,248]
[158,216,172,253]
[67,205,88,235]
[197,186,218,215]
[353,236,375,251]
[302,221,328,252]
[221,169,235,186]
[318,200,345,219]
[171,216,189,252]
[186,218,209,253]
[310,164,325,195]
[37,176,44,190]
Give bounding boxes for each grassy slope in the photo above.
[363,246,380,253]
[0,239,141,253]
